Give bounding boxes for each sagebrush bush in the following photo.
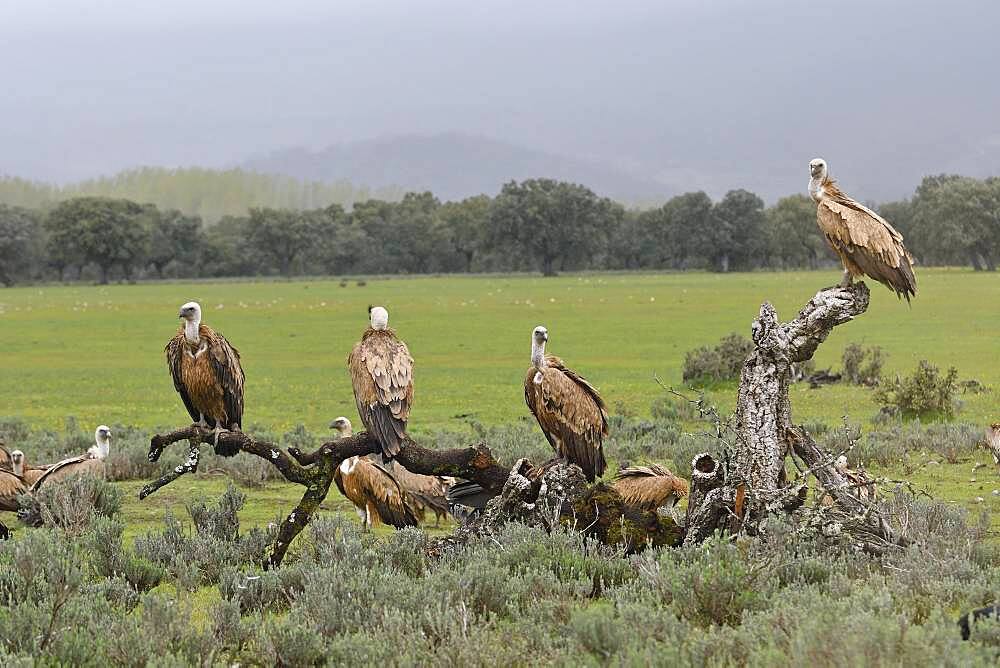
[842,342,886,385]
[874,360,961,419]
[682,332,753,385]
[18,474,122,532]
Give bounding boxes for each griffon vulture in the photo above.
[524,326,609,482]
[820,455,877,506]
[0,469,28,512]
[985,423,1000,467]
[10,450,50,486]
[613,464,689,517]
[0,442,11,471]
[334,456,419,530]
[165,301,245,455]
[348,306,413,461]
[30,425,111,492]
[808,158,917,301]
[330,416,353,438]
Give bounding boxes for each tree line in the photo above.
[1,174,998,285]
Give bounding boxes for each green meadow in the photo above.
[2,269,999,538]
[2,268,999,435]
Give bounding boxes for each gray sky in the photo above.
[1,0,998,201]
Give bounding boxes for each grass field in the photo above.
[2,268,999,435]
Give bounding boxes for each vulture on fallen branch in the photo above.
[820,455,877,506]
[348,306,414,462]
[613,464,689,518]
[334,456,419,530]
[10,449,51,486]
[30,425,111,492]
[165,301,245,455]
[0,469,28,512]
[331,416,449,525]
[524,325,609,482]
[809,158,917,302]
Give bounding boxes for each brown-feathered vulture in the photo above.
[165,301,245,455]
[9,449,51,486]
[0,469,28,511]
[985,423,1000,467]
[348,306,413,461]
[0,442,11,471]
[334,456,419,530]
[30,425,110,492]
[524,326,608,482]
[613,464,689,518]
[809,158,917,301]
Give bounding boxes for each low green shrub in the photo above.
[842,342,886,385]
[682,333,753,386]
[874,360,960,419]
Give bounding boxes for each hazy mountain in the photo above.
[242,133,674,203]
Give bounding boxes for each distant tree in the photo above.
[147,209,203,278]
[764,194,828,268]
[704,189,765,272]
[438,195,490,272]
[388,192,445,273]
[607,209,646,269]
[246,207,336,276]
[487,179,616,276]
[908,175,999,270]
[651,191,715,269]
[47,197,149,283]
[202,215,256,277]
[0,205,43,286]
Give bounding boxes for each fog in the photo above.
[2,0,998,200]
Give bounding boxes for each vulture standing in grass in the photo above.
[524,325,609,482]
[166,301,245,455]
[334,456,419,530]
[348,306,413,461]
[985,423,1000,467]
[10,450,50,486]
[809,158,917,301]
[613,464,689,519]
[0,468,28,512]
[30,425,111,492]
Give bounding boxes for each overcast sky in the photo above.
[1,0,998,200]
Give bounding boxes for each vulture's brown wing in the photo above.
[349,330,413,459]
[21,468,46,486]
[0,443,11,471]
[205,326,245,430]
[0,470,28,511]
[818,191,917,301]
[333,466,349,500]
[29,455,99,492]
[613,464,689,509]
[360,460,419,528]
[527,356,608,482]
[165,331,200,424]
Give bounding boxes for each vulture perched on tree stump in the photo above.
[809,158,917,302]
[524,325,609,482]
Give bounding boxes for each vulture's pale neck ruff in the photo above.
[370,306,389,331]
[808,158,829,203]
[340,456,359,474]
[531,329,548,384]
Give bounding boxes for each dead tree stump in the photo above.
[685,282,894,544]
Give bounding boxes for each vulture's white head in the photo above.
[330,416,353,438]
[91,425,112,460]
[178,301,202,342]
[834,454,848,472]
[532,325,549,345]
[369,305,389,331]
[809,158,827,180]
[10,450,24,476]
